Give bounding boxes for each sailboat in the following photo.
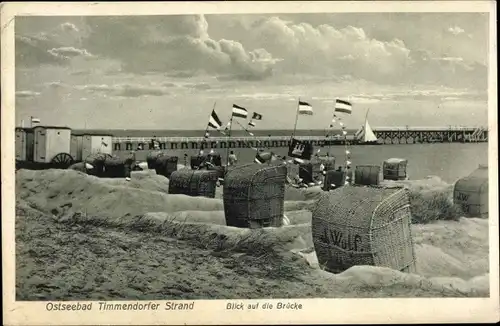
[355,109,380,145]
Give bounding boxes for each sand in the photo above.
[15,169,489,300]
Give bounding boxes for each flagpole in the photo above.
[328,98,337,154]
[343,97,352,184]
[235,119,257,153]
[202,101,217,154]
[30,116,33,128]
[290,97,301,142]
[225,113,234,172]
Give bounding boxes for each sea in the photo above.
[105,129,489,183]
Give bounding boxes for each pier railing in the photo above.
[111,135,353,143]
[110,126,487,144]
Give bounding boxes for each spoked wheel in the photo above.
[51,153,74,169]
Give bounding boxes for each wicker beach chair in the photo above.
[168,168,219,198]
[84,153,113,176]
[223,163,287,229]
[154,155,179,179]
[354,165,381,185]
[311,184,416,274]
[146,151,165,169]
[103,156,132,178]
[383,158,408,181]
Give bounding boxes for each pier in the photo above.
[110,126,488,151]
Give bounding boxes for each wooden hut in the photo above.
[223,163,287,228]
[311,184,416,274]
[81,133,113,160]
[32,126,73,167]
[15,127,34,161]
[70,133,84,162]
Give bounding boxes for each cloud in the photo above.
[76,83,170,98]
[244,17,413,82]
[185,83,212,90]
[16,90,41,98]
[448,26,465,35]
[82,16,279,80]
[15,35,68,66]
[213,15,487,89]
[48,47,94,59]
[15,14,488,90]
[60,22,80,33]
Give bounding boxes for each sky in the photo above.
[14,13,490,130]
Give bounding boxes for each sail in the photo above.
[363,119,378,142]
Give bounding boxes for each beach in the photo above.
[15,142,490,299]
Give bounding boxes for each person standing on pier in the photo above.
[228,150,238,166]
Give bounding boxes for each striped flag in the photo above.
[298,101,313,115]
[334,99,352,114]
[232,104,248,119]
[31,117,41,124]
[254,155,265,164]
[208,109,223,130]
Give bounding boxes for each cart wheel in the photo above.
[51,153,74,169]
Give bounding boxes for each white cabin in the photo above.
[70,134,84,162]
[81,133,113,160]
[33,126,72,163]
[15,128,34,161]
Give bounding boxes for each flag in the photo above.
[101,141,108,147]
[254,154,265,164]
[298,101,313,115]
[208,109,223,130]
[252,112,263,120]
[232,104,248,119]
[248,121,256,127]
[293,157,305,164]
[334,99,352,114]
[287,138,313,160]
[31,117,41,124]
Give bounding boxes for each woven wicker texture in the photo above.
[454,165,488,218]
[354,165,381,185]
[207,165,225,179]
[383,158,408,180]
[147,151,165,169]
[223,163,287,229]
[103,156,132,178]
[298,163,314,184]
[168,168,219,198]
[84,153,112,176]
[312,184,416,274]
[154,155,179,179]
[207,153,222,166]
[190,155,207,169]
[322,171,346,191]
